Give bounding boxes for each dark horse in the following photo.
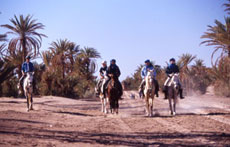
[107,74,120,114]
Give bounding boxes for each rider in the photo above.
[163,58,184,99]
[106,59,123,99]
[19,55,34,89]
[139,59,159,97]
[96,60,108,97]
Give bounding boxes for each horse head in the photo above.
[170,73,180,90]
[145,69,155,90]
[26,72,34,88]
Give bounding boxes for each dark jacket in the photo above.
[166,63,179,75]
[99,66,107,76]
[107,64,121,78]
[21,62,34,73]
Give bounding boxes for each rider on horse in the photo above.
[163,58,184,99]
[19,55,34,89]
[96,60,108,97]
[139,59,159,97]
[106,59,123,99]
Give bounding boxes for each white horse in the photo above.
[167,73,180,116]
[23,72,34,112]
[99,75,109,114]
[144,70,155,117]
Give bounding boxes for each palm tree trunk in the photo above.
[17,65,24,97]
[21,36,26,62]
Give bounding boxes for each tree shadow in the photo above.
[0,118,47,124]
[0,101,26,104]
[0,126,229,146]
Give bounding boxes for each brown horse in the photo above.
[107,74,120,114]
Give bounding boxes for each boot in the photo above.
[179,89,185,99]
[163,86,168,99]
[155,90,159,97]
[139,88,144,98]
[95,87,99,97]
[155,80,159,97]
[119,90,123,100]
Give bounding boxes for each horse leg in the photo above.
[148,98,152,117]
[26,93,30,112]
[100,97,104,112]
[115,99,119,114]
[110,98,113,114]
[173,94,177,115]
[168,97,173,115]
[30,94,33,110]
[104,98,108,114]
[28,94,31,110]
[145,96,149,116]
[105,97,109,114]
[149,95,154,117]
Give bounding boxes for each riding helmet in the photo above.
[101,60,107,64]
[26,55,31,59]
[170,58,175,62]
[145,59,150,63]
[111,59,116,63]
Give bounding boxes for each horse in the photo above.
[23,72,34,112]
[143,70,155,117]
[166,73,180,116]
[98,76,109,114]
[107,74,120,114]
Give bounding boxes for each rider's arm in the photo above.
[166,66,170,74]
[30,63,34,72]
[116,66,121,77]
[153,69,157,78]
[21,63,25,75]
[141,67,146,79]
[165,66,171,77]
[99,68,104,78]
[175,65,180,73]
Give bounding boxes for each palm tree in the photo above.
[49,39,72,79]
[0,34,7,58]
[1,15,46,81]
[1,15,46,61]
[0,34,7,42]
[42,51,52,70]
[0,34,15,86]
[177,53,196,95]
[78,47,101,74]
[190,59,212,94]
[223,0,230,14]
[177,53,196,73]
[66,42,80,73]
[201,17,230,65]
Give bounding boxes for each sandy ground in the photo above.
[0,91,230,147]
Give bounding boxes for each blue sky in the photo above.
[0,0,226,80]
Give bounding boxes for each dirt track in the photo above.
[0,91,230,147]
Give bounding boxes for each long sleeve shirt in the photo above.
[141,64,156,79]
[21,62,34,73]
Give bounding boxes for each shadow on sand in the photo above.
[0,125,229,146]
